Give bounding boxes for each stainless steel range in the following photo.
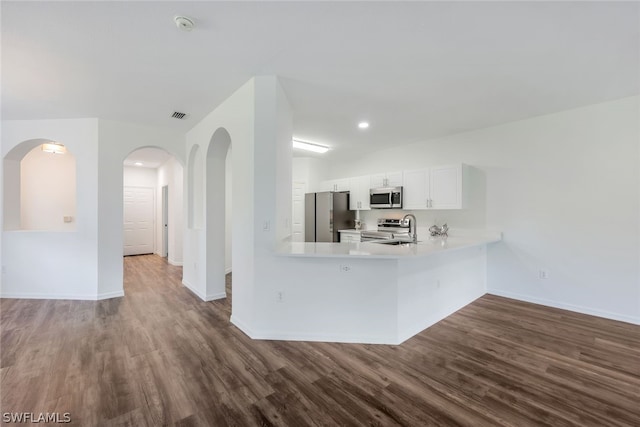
[361,218,411,242]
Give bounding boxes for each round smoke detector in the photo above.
[174,16,195,31]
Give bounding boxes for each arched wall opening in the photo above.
[206,127,232,298]
[3,138,77,231]
[121,147,184,268]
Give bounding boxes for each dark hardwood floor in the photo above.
[1,254,639,426]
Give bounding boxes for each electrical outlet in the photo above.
[538,269,549,280]
[276,291,284,303]
[339,264,351,273]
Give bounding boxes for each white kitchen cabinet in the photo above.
[429,165,463,209]
[402,169,430,210]
[348,175,371,210]
[320,178,350,192]
[370,171,403,188]
[402,165,465,210]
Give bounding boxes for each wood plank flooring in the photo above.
[1,254,639,426]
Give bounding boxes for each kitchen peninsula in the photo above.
[257,233,501,345]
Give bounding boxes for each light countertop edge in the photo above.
[277,233,502,259]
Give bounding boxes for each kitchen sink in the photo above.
[370,239,419,246]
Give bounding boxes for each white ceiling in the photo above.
[123,147,173,169]
[3,1,638,160]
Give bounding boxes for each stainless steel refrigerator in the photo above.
[305,192,355,242]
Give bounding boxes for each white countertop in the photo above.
[277,233,501,259]
[338,229,363,234]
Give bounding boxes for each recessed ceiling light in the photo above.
[134,162,143,166]
[292,139,330,154]
[358,121,370,129]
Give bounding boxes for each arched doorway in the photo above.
[121,147,184,290]
[205,128,232,299]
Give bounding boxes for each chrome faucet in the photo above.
[402,213,417,243]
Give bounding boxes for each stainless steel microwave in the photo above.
[370,186,403,209]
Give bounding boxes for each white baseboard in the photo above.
[230,315,399,344]
[0,291,124,301]
[182,280,226,302]
[206,292,227,301]
[182,279,205,300]
[488,289,640,325]
[168,258,183,266]
[97,290,125,300]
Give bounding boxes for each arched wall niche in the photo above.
[3,138,77,231]
[206,127,232,298]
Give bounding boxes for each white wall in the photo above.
[184,79,255,305]
[292,157,327,193]
[1,119,100,299]
[1,118,184,300]
[157,158,184,266]
[324,96,640,324]
[184,76,294,339]
[124,165,157,188]
[21,146,77,231]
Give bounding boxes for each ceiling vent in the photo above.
[171,111,188,120]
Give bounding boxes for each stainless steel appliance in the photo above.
[305,192,355,242]
[361,217,411,243]
[370,186,403,209]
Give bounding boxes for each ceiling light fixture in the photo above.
[174,15,195,32]
[134,162,143,166]
[358,122,370,129]
[292,139,330,154]
[42,142,67,155]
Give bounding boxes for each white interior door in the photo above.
[123,187,155,256]
[292,181,306,242]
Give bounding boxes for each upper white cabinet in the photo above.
[370,171,403,188]
[348,175,371,210]
[320,178,350,192]
[401,165,465,210]
[402,169,430,210]
[430,165,463,209]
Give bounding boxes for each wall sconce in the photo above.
[42,142,67,155]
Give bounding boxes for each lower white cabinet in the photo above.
[348,175,371,210]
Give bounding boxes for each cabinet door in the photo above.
[370,174,386,188]
[430,165,462,209]
[319,180,333,192]
[335,178,350,192]
[348,175,371,210]
[402,169,429,210]
[386,171,403,187]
